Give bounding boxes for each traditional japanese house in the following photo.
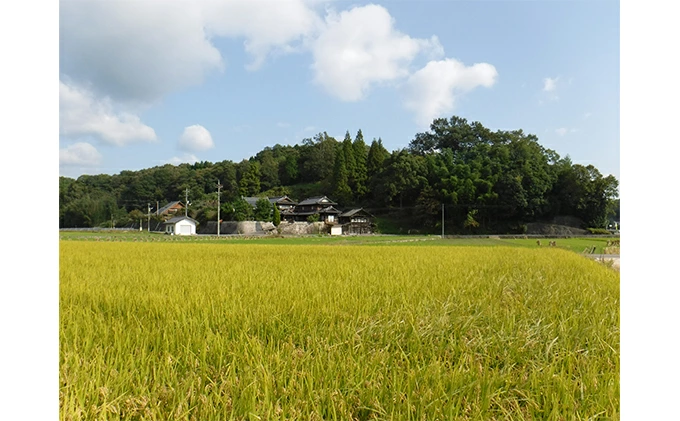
[269,196,297,211]
[284,196,342,223]
[339,208,375,234]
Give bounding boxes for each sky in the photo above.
[58,0,620,181]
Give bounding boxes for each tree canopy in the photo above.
[59,115,618,233]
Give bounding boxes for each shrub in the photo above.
[587,228,611,235]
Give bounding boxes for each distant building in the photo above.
[339,208,375,234]
[157,201,185,220]
[283,196,341,223]
[241,195,298,211]
[162,216,198,235]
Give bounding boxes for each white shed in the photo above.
[163,216,198,236]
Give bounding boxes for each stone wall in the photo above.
[277,221,328,235]
[198,221,277,235]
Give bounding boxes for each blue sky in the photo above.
[58,0,620,180]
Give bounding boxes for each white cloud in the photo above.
[60,0,223,103]
[59,81,157,146]
[59,0,323,103]
[203,0,323,70]
[402,58,498,127]
[555,128,568,136]
[59,142,103,166]
[166,154,200,165]
[277,122,291,128]
[543,77,559,92]
[311,4,443,101]
[584,112,593,119]
[179,125,214,152]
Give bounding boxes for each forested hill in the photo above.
[59,115,619,234]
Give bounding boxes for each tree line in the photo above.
[59,115,619,233]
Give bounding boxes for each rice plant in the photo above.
[60,242,619,420]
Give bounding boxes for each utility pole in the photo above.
[147,203,152,232]
[156,201,159,216]
[216,179,223,237]
[441,203,445,239]
[185,188,190,217]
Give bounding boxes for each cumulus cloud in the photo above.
[179,125,214,152]
[60,0,223,103]
[402,58,498,127]
[203,0,323,70]
[543,77,559,92]
[311,4,443,101]
[166,154,200,165]
[60,81,157,146]
[59,142,103,166]
[59,0,324,103]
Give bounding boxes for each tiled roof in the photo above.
[297,196,337,206]
[158,201,183,214]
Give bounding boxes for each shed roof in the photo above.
[163,215,199,225]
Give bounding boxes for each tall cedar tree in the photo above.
[332,148,352,205]
[342,131,357,202]
[353,130,368,199]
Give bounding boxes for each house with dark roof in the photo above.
[339,208,376,234]
[282,196,342,223]
[157,201,185,220]
[269,196,297,211]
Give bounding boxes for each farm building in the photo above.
[339,208,375,234]
[162,216,198,235]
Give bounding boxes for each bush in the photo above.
[587,228,611,235]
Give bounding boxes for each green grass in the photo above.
[59,230,618,254]
[60,242,619,420]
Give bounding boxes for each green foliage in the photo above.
[238,160,261,197]
[254,197,273,222]
[307,213,320,222]
[332,146,353,205]
[58,115,618,234]
[272,206,281,226]
[225,198,254,221]
[587,227,611,235]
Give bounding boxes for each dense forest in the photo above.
[59,115,619,234]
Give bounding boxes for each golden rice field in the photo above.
[60,241,619,420]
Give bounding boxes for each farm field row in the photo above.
[60,241,619,420]
[59,230,618,254]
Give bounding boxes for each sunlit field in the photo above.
[60,242,619,420]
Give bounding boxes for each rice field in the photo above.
[60,242,619,420]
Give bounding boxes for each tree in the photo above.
[238,160,261,197]
[342,131,357,196]
[272,205,281,226]
[367,138,389,179]
[225,198,254,221]
[353,130,368,199]
[331,148,353,205]
[254,197,273,222]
